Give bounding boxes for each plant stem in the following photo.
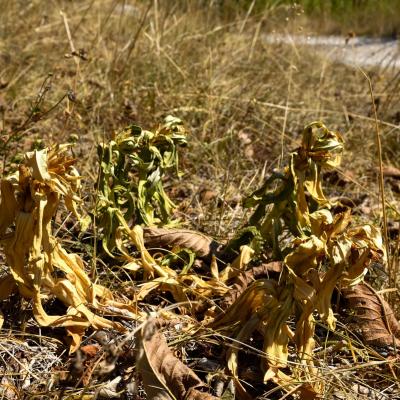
[360,69,391,288]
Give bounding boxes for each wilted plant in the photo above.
[244,122,344,252]
[211,122,385,397]
[93,117,231,313]
[96,116,188,255]
[0,145,138,352]
[116,121,384,397]
[0,121,394,399]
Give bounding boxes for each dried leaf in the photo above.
[25,149,52,181]
[0,180,17,236]
[382,165,400,179]
[81,344,101,358]
[340,283,400,347]
[212,280,294,397]
[199,188,218,204]
[0,274,17,301]
[219,245,254,282]
[136,318,218,400]
[97,377,122,398]
[285,235,326,276]
[220,262,282,310]
[127,225,175,279]
[226,313,260,399]
[143,227,222,259]
[212,279,279,330]
[261,286,293,371]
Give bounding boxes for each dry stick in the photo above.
[1,75,66,170]
[88,0,119,51]
[143,35,187,79]
[360,69,391,287]
[280,64,293,168]
[60,11,79,70]
[0,342,41,381]
[239,0,255,34]
[117,2,152,78]
[60,11,80,136]
[70,0,96,37]
[248,16,262,61]
[153,0,160,55]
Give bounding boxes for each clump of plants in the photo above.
[95,115,187,255]
[211,123,385,396]
[0,118,397,399]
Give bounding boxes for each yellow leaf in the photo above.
[285,235,325,276]
[0,180,18,235]
[25,149,52,181]
[220,245,254,282]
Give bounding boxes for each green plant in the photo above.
[96,116,188,255]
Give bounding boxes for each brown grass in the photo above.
[1,1,400,398]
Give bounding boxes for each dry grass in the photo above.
[1,0,400,398]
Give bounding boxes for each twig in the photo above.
[59,10,81,134]
[60,11,75,52]
[117,2,152,78]
[280,64,294,168]
[239,0,255,34]
[1,75,67,171]
[360,69,391,287]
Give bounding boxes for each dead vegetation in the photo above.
[1,1,400,399]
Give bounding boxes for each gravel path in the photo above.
[264,34,400,70]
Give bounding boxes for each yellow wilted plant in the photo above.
[242,121,344,255]
[119,224,229,309]
[0,144,139,352]
[211,122,385,397]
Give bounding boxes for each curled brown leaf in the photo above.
[136,318,218,400]
[340,283,400,347]
[143,227,223,259]
[382,165,400,179]
[220,262,282,310]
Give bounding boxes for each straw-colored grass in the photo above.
[0,1,400,398]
